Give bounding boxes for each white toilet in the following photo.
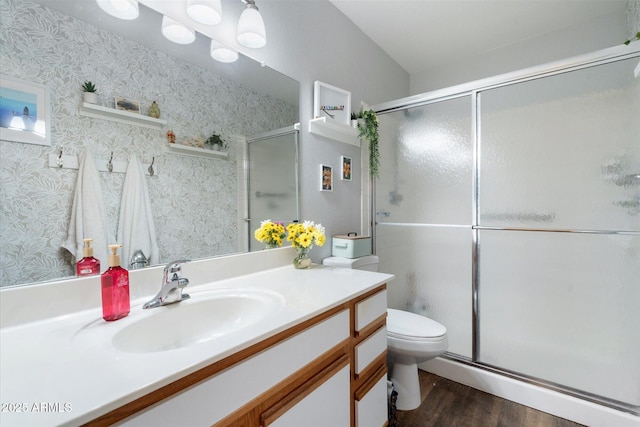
[322,255,449,411]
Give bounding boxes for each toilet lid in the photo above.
[387,308,447,338]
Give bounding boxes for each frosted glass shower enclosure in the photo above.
[374,47,639,413]
[246,126,299,252]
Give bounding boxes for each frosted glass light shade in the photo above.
[186,0,222,25]
[210,40,238,63]
[96,0,139,20]
[237,5,266,48]
[161,16,196,44]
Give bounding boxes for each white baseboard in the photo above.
[419,358,639,427]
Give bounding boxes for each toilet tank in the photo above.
[322,255,379,272]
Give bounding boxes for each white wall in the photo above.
[410,9,630,94]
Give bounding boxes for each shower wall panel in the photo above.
[377,224,472,357]
[479,58,640,232]
[478,230,640,406]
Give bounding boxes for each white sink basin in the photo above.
[112,288,285,353]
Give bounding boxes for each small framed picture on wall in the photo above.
[320,164,333,191]
[341,156,352,181]
[0,76,51,146]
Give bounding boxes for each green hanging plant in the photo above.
[623,31,640,45]
[357,109,380,178]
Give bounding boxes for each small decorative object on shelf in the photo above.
[314,81,351,125]
[320,105,344,119]
[350,111,360,128]
[254,220,286,249]
[148,101,160,118]
[286,220,326,269]
[166,130,176,144]
[82,81,98,104]
[205,133,227,151]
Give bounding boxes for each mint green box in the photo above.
[331,234,372,258]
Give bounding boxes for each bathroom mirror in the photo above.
[0,0,300,288]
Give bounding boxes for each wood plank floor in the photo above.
[394,370,585,427]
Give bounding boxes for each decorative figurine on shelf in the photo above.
[148,101,161,118]
[166,130,176,144]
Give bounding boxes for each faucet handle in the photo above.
[163,259,190,283]
[164,259,190,273]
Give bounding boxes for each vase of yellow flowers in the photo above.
[286,220,326,269]
[254,220,286,249]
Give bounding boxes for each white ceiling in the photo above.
[329,0,629,75]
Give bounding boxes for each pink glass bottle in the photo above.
[76,238,100,277]
[101,244,130,321]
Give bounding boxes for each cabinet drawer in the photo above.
[355,326,387,375]
[355,289,387,333]
[118,310,350,426]
[355,370,388,427]
[263,362,350,427]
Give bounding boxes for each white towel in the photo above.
[62,148,109,272]
[117,155,159,268]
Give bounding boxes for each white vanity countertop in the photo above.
[0,264,393,426]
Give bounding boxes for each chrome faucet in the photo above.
[143,259,190,309]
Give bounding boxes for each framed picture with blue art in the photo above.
[0,76,51,146]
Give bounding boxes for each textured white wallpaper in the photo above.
[0,0,297,287]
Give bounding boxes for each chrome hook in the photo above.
[56,148,63,168]
[148,156,155,176]
[107,152,113,172]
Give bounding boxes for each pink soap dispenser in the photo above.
[76,238,100,277]
[101,244,130,321]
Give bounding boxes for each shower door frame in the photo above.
[371,43,640,415]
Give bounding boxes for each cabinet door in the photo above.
[355,369,388,427]
[262,363,351,427]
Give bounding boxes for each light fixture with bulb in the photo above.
[96,0,139,20]
[210,39,239,63]
[237,0,266,48]
[95,0,267,64]
[186,0,222,26]
[161,15,196,44]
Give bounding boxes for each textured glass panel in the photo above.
[480,58,640,231]
[478,230,640,406]
[377,96,473,225]
[377,223,472,357]
[248,132,298,251]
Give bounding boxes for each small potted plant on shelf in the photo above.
[205,133,227,151]
[357,109,380,177]
[82,81,98,104]
[350,111,360,128]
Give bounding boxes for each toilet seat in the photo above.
[387,308,447,340]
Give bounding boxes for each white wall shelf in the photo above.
[165,143,229,159]
[308,117,360,147]
[79,102,167,130]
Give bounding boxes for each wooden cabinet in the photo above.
[351,288,389,427]
[96,285,388,427]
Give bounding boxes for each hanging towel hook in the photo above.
[148,157,155,176]
[56,148,63,168]
[107,152,114,172]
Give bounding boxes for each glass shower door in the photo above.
[477,57,640,407]
[247,127,299,252]
[376,96,474,358]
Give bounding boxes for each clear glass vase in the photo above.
[293,247,311,269]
